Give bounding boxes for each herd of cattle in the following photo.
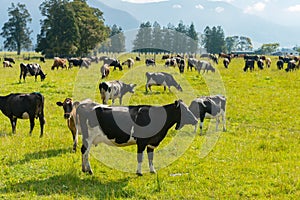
[1,51,299,175]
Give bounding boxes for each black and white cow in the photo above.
[178,58,185,73]
[100,64,110,79]
[145,58,156,66]
[4,57,15,64]
[122,58,135,68]
[243,59,255,72]
[189,95,226,135]
[223,58,230,69]
[285,60,297,72]
[187,58,198,71]
[56,98,81,152]
[277,59,284,70]
[19,63,47,82]
[0,92,45,136]
[68,58,90,68]
[101,57,123,70]
[257,59,264,70]
[76,99,198,175]
[3,61,13,68]
[195,60,216,74]
[99,80,137,105]
[145,72,182,92]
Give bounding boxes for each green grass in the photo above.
[0,52,299,199]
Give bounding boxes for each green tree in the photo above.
[173,21,187,53]
[1,3,32,55]
[151,21,164,53]
[259,43,280,54]
[109,24,125,53]
[236,36,253,51]
[186,23,198,54]
[225,36,239,53]
[202,26,226,54]
[133,21,152,53]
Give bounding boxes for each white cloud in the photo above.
[122,0,168,3]
[286,4,300,12]
[215,7,224,13]
[195,4,204,10]
[244,2,266,14]
[208,0,234,3]
[172,4,182,8]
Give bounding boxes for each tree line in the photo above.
[0,1,292,57]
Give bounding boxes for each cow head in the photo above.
[56,98,73,119]
[174,100,198,130]
[127,83,137,93]
[176,84,183,92]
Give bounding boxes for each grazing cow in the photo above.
[56,98,80,152]
[4,57,15,64]
[201,54,218,64]
[3,61,13,68]
[279,56,293,63]
[100,64,110,79]
[99,80,137,105]
[285,60,297,72]
[122,58,135,68]
[178,58,185,73]
[77,99,198,175]
[162,54,170,59]
[135,56,141,61]
[223,58,230,68]
[19,63,46,82]
[257,59,264,70]
[195,60,215,74]
[40,57,45,63]
[164,58,177,67]
[101,57,122,70]
[187,58,198,71]
[218,53,232,61]
[265,57,272,68]
[243,59,255,72]
[51,57,67,70]
[277,59,284,70]
[145,72,182,92]
[189,95,226,135]
[68,58,90,68]
[0,92,45,137]
[145,58,156,66]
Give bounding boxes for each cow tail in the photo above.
[33,92,45,122]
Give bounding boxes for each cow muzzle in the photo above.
[64,113,71,119]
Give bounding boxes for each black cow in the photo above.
[135,56,141,61]
[178,58,185,73]
[101,57,122,70]
[285,60,297,72]
[189,95,226,135]
[68,58,91,68]
[277,59,284,70]
[4,57,15,64]
[145,72,182,92]
[187,58,198,71]
[99,80,136,105]
[20,63,46,82]
[257,59,264,70]
[145,58,156,66]
[40,57,45,63]
[244,55,259,61]
[0,92,45,137]
[77,99,198,175]
[243,59,255,72]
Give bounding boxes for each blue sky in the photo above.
[121,0,300,26]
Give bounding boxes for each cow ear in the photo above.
[174,100,180,108]
[56,102,63,106]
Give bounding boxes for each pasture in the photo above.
[0,52,299,199]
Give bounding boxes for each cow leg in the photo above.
[81,142,93,175]
[222,113,226,132]
[29,116,35,136]
[199,115,205,135]
[119,97,122,105]
[136,143,147,176]
[163,86,166,91]
[39,114,45,138]
[35,75,38,81]
[72,129,78,152]
[147,147,156,174]
[216,116,220,131]
[10,118,17,134]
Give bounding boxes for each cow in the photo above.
[76,99,198,175]
[265,57,272,68]
[201,54,218,64]
[56,98,80,152]
[162,54,170,59]
[178,58,185,73]
[51,57,67,70]
[40,57,45,63]
[122,58,135,69]
[3,61,13,68]
[145,58,156,66]
[257,59,264,70]
[223,58,230,68]
[4,57,15,64]
[189,95,226,135]
[100,64,110,79]
[164,58,177,67]
[145,72,182,92]
[243,59,255,72]
[68,58,90,68]
[285,60,297,72]
[187,58,198,71]
[277,59,284,70]
[0,92,45,137]
[99,80,137,105]
[195,60,215,74]
[135,56,141,61]
[218,53,233,61]
[101,57,122,70]
[19,63,46,82]
[244,54,259,61]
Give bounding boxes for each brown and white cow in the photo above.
[51,57,67,70]
[56,98,81,152]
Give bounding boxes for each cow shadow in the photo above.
[7,148,69,166]
[144,91,171,95]
[0,174,133,199]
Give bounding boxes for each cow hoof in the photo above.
[150,170,156,174]
[88,170,93,175]
[136,172,143,176]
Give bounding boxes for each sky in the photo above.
[121,0,300,26]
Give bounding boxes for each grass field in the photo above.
[0,52,299,199]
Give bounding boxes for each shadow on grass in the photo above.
[0,173,133,199]
[8,148,69,166]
